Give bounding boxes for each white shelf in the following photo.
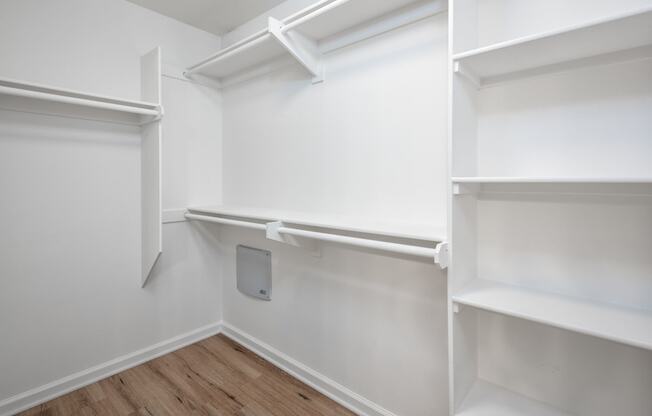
[452,177,652,184]
[187,205,446,242]
[453,7,652,85]
[453,279,652,351]
[457,380,571,416]
[0,76,161,124]
[452,177,652,196]
[185,0,444,84]
[185,31,289,81]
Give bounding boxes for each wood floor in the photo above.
[19,334,356,416]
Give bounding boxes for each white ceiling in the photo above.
[126,0,286,35]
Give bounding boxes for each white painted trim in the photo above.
[0,322,222,416]
[221,322,398,416]
[162,208,188,224]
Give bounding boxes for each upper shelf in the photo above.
[0,76,162,125]
[453,279,652,351]
[453,6,652,86]
[188,205,447,243]
[452,177,652,184]
[185,30,289,81]
[185,0,445,84]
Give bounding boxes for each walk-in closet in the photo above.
[1,1,650,415]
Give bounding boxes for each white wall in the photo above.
[223,15,448,229]
[219,9,449,416]
[0,0,223,406]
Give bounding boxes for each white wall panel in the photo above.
[217,225,448,416]
[219,12,449,416]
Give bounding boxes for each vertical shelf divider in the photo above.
[140,46,163,287]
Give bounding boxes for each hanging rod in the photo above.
[184,212,449,267]
[0,78,162,118]
[0,85,160,117]
[275,225,437,259]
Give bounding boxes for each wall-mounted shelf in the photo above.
[453,279,652,351]
[452,177,652,184]
[185,0,446,85]
[188,205,446,242]
[452,177,652,195]
[456,380,571,416]
[184,24,321,84]
[186,205,448,268]
[0,76,162,125]
[453,7,652,87]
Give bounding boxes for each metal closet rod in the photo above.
[184,212,439,260]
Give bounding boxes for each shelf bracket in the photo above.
[454,61,481,89]
[266,221,321,256]
[434,242,449,269]
[268,17,324,84]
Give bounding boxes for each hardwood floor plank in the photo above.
[17,334,356,416]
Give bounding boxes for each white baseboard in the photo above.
[1,321,395,416]
[221,322,398,416]
[0,322,222,416]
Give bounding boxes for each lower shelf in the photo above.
[457,380,571,416]
[452,279,652,351]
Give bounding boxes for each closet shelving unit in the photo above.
[186,206,449,268]
[450,1,652,415]
[0,48,164,286]
[184,0,447,85]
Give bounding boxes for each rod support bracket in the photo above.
[269,17,324,85]
[434,242,449,269]
[266,221,321,257]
